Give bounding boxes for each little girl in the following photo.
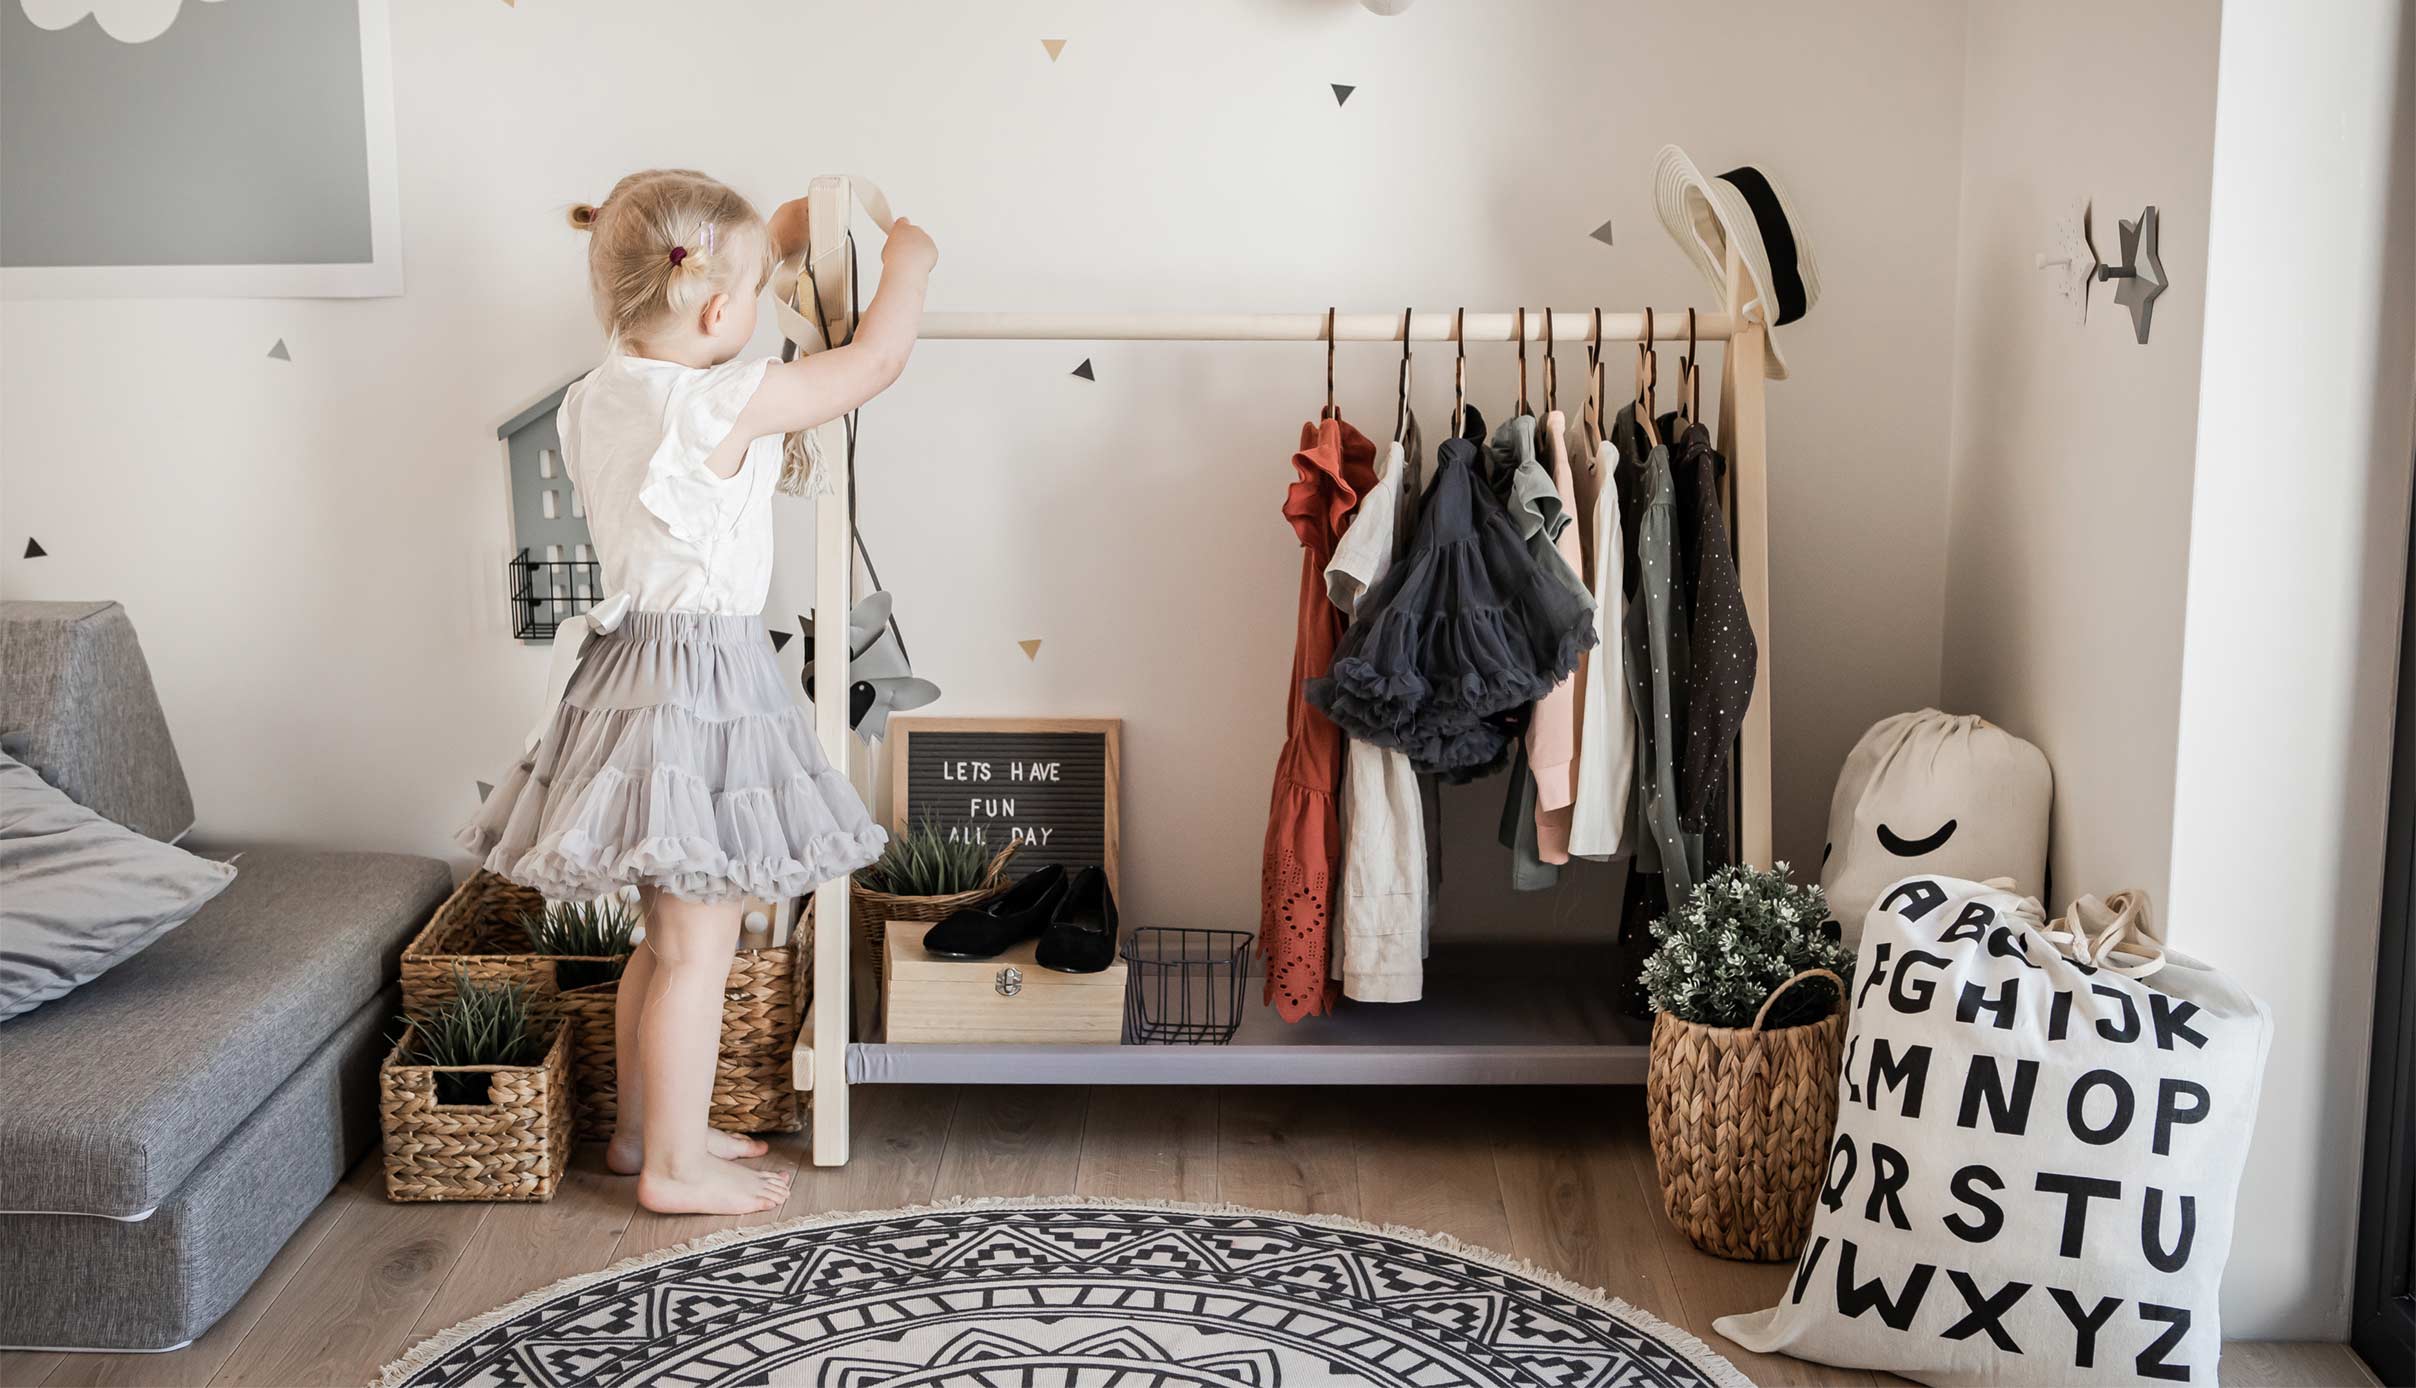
[460,168,935,1215]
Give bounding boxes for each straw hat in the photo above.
[1653,145,1819,379]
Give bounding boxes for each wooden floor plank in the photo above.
[34,1083,2352,1388]
[1216,1086,1362,1219]
[44,1169,359,1388]
[1349,1087,1515,1252]
[1603,1088,1875,1388]
[927,1086,1086,1200]
[1490,1087,1691,1325]
[1075,1088,1218,1204]
[2220,1341,2384,1387]
[0,1352,65,1386]
[400,1149,635,1349]
[776,1085,955,1218]
[206,1162,488,1388]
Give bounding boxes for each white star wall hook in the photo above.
[2096,205,2169,345]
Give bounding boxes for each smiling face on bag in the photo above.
[1819,710,2052,949]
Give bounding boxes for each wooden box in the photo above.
[883,928,1125,1045]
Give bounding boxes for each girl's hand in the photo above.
[768,197,812,261]
[884,217,938,276]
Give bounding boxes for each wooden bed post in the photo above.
[806,446,853,1166]
[1717,246,1776,871]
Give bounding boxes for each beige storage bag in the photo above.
[1821,712,2051,950]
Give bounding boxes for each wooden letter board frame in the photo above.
[888,717,1120,897]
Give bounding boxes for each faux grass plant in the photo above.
[517,898,641,988]
[859,820,992,896]
[1639,864,1854,1030]
[401,968,551,1104]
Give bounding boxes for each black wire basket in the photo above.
[509,549,603,641]
[1121,927,1253,1045]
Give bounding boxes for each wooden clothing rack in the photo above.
[797,252,1774,1166]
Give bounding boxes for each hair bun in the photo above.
[567,202,602,231]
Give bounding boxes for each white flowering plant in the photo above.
[1640,863,1853,1030]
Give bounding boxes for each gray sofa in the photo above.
[0,601,454,1351]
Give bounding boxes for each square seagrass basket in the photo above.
[402,871,811,1139]
[381,1019,574,1202]
[850,843,1017,988]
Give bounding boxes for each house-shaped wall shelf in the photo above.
[497,378,595,642]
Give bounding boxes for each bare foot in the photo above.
[635,1154,791,1216]
[606,1128,771,1176]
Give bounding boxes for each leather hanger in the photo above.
[1452,307,1468,438]
[1514,307,1531,417]
[1322,307,1340,421]
[1542,309,1558,418]
[1394,306,1414,444]
[1636,308,1662,449]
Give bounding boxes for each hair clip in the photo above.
[702,222,717,255]
[667,246,688,268]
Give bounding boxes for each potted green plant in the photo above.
[1641,864,1854,1261]
[381,969,574,1202]
[517,897,642,990]
[851,820,1017,982]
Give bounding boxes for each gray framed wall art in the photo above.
[2,0,401,297]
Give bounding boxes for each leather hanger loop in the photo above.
[1680,307,1700,426]
[1452,308,1467,438]
[1588,308,1605,435]
[1395,306,1414,444]
[1542,308,1557,416]
[1515,307,1530,416]
[1323,307,1338,420]
[1636,307,1661,447]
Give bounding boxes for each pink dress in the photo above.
[1262,415,1377,1022]
[1530,411,1585,863]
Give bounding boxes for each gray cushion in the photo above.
[0,751,237,1021]
[0,847,452,1216]
[0,600,195,841]
[0,989,391,1350]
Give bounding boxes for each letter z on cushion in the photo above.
[1716,876,2270,1386]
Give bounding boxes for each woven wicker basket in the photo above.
[1645,968,1847,1262]
[849,844,1018,985]
[381,1020,574,1203]
[403,871,812,1137]
[556,936,811,1139]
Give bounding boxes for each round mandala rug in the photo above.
[377,1198,1754,1388]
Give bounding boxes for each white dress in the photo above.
[1567,426,1636,860]
[1323,437,1428,1002]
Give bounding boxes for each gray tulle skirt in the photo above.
[457,611,886,904]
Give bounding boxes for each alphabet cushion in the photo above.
[1715,876,2270,1386]
[1822,712,2051,950]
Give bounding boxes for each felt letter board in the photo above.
[889,718,1119,896]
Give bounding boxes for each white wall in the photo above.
[2167,0,2415,1339]
[0,0,1969,932]
[1938,0,2221,913]
[1940,0,2416,1340]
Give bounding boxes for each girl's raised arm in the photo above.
[735,217,938,444]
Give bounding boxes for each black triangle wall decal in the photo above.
[1332,83,1355,105]
[22,538,45,559]
[1071,358,1095,381]
[769,628,794,652]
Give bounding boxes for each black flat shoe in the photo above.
[921,865,1068,959]
[1035,867,1118,973]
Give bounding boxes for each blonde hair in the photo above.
[567,169,771,341]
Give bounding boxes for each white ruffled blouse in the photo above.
[558,352,783,630]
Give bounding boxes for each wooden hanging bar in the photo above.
[913,310,1735,342]
[804,300,1774,1167]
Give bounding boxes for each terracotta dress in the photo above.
[1262,414,1377,1022]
